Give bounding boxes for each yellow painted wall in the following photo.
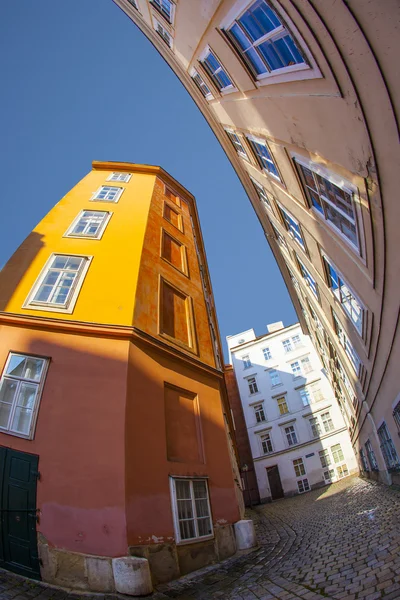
[0,165,155,326]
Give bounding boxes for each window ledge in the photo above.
[176,534,214,546]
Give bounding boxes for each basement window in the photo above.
[170,478,213,543]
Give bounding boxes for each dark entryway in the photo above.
[0,447,40,579]
[266,465,284,500]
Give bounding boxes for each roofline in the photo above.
[226,328,255,340]
[230,322,300,352]
[92,161,194,202]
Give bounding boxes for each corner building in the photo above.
[0,162,242,592]
[115,0,400,484]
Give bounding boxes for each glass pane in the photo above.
[272,33,303,66]
[177,499,193,520]
[197,517,212,537]
[52,256,68,269]
[179,519,195,540]
[65,257,83,271]
[16,383,37,409]
[22,357,44,381]
[230,23,251,51]
[6,355,26,377]
[195,498,209,518]
[240,0,280,41]
[204,53,220,73]
[0,378,17,405]
[215,69,232,89]
[258,38,285,71]
[0,402,12,428]
[175,479,191,500]
[193,480,207,499]
[11,406,33,435]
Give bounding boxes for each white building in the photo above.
[227,322,357,501]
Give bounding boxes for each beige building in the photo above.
[114,0,400,484]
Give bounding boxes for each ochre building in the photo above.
[0,161,243,593]
[114,0,400,484]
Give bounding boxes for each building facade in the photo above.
[0,161,243,593]
[114,0,400,484]
[227,323,357,501]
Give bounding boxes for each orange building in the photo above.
[0,161,243,593]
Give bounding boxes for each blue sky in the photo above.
[0,0,296,358]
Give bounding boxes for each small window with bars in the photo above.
[170,478,213,543]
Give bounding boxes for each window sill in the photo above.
[176,534,214,546]
[0,428,33,441]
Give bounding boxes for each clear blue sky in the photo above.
[0,0,296,358]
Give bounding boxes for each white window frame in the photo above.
[254,402,266,423]
[91,186,123,203]
[276,395,289,415]
[199,47,236,94]
[169,477,214,544]
[64,210,112,240]
[332,312,361,376]
[246,134,281,181]
[309,415,322,438]
[250,176,273,209]
[225,129,249,161]
[262,346,272,361]
[282,339,293,353]
[320,411,334,433]
[278,204,306,250]
[220,0,322,86]
[151,0,175,24]
[242,355,252,369]
[293,457,306,477]
[190,68,213,100]
[153,16,173,48]
[259,431,273,454]
[107,172,131,183]
[283,423,298,447]
[0,353,49,440]
[247,376,259,395]
[331,443,345,464]
[23,254,92,314]
[297,478,310,493]
[268,368,281,387]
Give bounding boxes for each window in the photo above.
[279,206,305,249]
[301,356,312,374]
[254,403,266,423]
[323,256,363,335]
[331,443,345,464]
[25,254,91,313]
[225,0,305,78]
[377,422,400,470]
[242,355,252,369]
[309,417,321,438]
[271,223,289,252]
[323,469,335,482]
[393,401,400,433]
[92,186,123,203]
[282,339,292,353]
[268,369,281,386]
[191,69,213,100]
[296,161,359,250]
[248,377,259,395]
[337,464,349,479]
[297,478,310,493]
[319,449,331,468]
[291,361,301,376]
[251,178,272,208]
[321,411,334,433]
[107,172,131,182]
[226,130,249,160]
[284,425,298,446]
[297,259,318,299]
[0,353,48,438]
[333,313,361,375]
[260,432,273,454]
[292,334,301,348]
[299,388,311,406]
[66,210,111,239]
[201,50,233,91]
[262,347,272,360]
[293,458,305,477]
[360,448,369,471]
[238,338,245,345]
[154,18,172,47]
[277,396,288,415]
[127,0,138,8]
[310,382,324,402]
[170,478,213,542]
[151,0,174,23]
[365,439,378,471]
[246,137,280,180]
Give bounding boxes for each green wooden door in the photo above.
[0,447,40,579]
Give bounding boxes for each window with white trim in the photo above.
[224,0,306,78]
[309,416,321,438]
[25,254,91,312]
[154,18,172,47]
[333,312,361,375]
[254,403,266,423]
[292,334,301,348]
[246,137,280,180]
[296,161,359,250]
[170,478,213,542]
[319,449,331,468]
[284,425,298,446]
[291,361,301,376]
[66,211,111,239]
[107,172,131,182]
[377,422,400,470]
[323,255,363,335]
[262,347,272,360]
[151,0,174,23]
[271,222,289,252]
[336,464,349,479]
[277,396,289,415]
[321,411,334,433]
[226,130,249,160]
[279,206,305,249]
[92,186,123,203]
[365,439,378,471]
[251,178,272,208]
[393,401,400,433]
[191,69,213,100]
[359,448,369,471]
[260,431,273,453]
[299,388,311,406]
[297,258,318,299]
[323,469,335,482]
[248,377,259,395]
[242,355,252,369]
[201,50,233,91]
[331,443,344,464]
[0,353,48,438]
[268,369,281,386]
[282,339,292,353]
[301,356,312,374]
[297,478,310,493]
[293,458,305,477]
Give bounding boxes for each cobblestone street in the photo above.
[1,476,399,600]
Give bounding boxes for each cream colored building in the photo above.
[114,0,400,484]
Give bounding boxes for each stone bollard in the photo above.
[234,519,257,550]
[112,556,153,596]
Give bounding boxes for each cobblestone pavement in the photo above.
[0,476,399,600]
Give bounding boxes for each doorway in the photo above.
[266,465,284,500]
[0,447,40,579]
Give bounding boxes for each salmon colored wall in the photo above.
[0,168,155,326]
[134,178,217,367]
[125,341,240,546]
[0,325,129,556]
